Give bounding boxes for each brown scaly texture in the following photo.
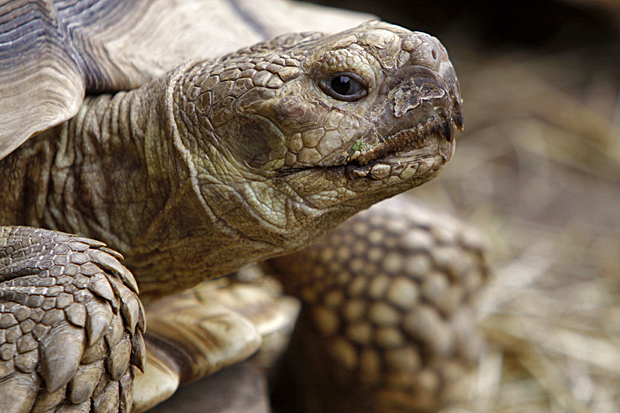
[266,199,488,412]
[0,20,464,412]
[0,227,145,412]
[0,22,461,299]
[0,0,373,161]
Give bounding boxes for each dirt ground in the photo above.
[309,0,620,411]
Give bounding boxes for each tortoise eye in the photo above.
[320,73,368,101]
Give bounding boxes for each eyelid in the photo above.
[318,72,369,101]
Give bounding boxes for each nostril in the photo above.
[432,49,437,60]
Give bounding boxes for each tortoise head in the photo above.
[174,21,462,258]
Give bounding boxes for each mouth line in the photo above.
[278,110,458,180]
[334,109,457,181]
[342,133,445,181]
[349,111,455,167]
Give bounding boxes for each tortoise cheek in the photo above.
[272,95,329,132]
[223,116,286,170]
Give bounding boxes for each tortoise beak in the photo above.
[399,30,464,135]
[439,59,464,134]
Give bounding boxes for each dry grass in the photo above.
[404,19,620,412]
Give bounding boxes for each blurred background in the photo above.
[304,0,620,411]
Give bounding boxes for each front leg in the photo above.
[0,227,145,412]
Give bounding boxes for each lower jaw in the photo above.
[279,139,452,210]
[345,152,446,190]
[343,135,453,182]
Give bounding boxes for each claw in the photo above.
[39,321,86,393]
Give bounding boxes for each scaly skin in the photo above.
[0,22,461,300]
[266,199,488,412]
[0,22,463,411]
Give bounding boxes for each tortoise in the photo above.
[0,0,488,411]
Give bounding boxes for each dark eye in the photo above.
[319,73,368,101]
